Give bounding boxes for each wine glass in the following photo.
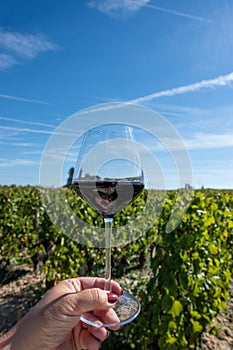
[72,123,144,327]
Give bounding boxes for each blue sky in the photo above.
[0,0,233,189]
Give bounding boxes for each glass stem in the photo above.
[104,217,113,292]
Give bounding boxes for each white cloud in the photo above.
[0,158,38,167]
[0,52,17,69]
[87,0,150,14]
[0,28,57,70]
[0,29,56,58]
[185,132,233,150]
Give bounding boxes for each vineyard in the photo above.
[0,185,232,349]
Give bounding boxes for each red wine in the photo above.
[72,180,144,218]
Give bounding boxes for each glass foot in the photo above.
[80,291,141,328]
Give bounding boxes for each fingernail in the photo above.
[107,293,119,303]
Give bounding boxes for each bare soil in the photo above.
[0,266,44,336]
[200,279,233,350]
[0,267,232,349]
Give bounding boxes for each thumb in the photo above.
[64,288,119,316]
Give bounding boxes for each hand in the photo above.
[0,277,123,350]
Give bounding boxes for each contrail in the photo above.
[0,116,55,128]
[145,3,212,23]
[70,72,233,116]
[0,125,54,135]
[0,125,77,136]
[0,93,50,105]
[130,72,233,104]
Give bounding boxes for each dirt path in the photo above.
[0,268,232,349]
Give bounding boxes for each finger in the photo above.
[81,306,120,330]
[68,277,123,295]
[74,328,101,350]
[80,306,121,331]
[81,320,109,342]
[93,307,121,331]
[40,278,123,309]
[64,288,119,317]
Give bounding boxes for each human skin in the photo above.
[0,277,123,350]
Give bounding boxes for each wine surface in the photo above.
[72,180,144,218]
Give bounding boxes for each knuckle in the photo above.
[91,288,106,307]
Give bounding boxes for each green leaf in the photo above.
[190,319,203,333]
[168,300,183,317]
[168,320,177,331]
